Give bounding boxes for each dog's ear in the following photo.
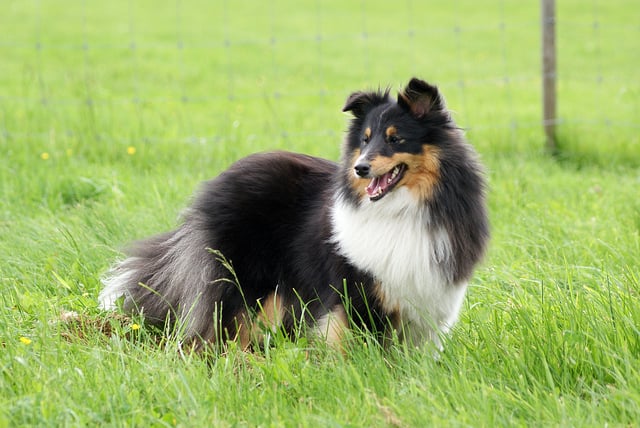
[342,90,390,118]
[397,78,445,118]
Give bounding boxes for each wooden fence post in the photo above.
[542,0,557,153]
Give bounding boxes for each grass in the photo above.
[1,0,639,426]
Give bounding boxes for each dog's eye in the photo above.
[388,135,403,144]
[362,127,372,144]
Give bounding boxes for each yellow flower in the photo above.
[130,323,140,331]
[19,337,32,345]
[41,152,50,160]
[127,146,136,155]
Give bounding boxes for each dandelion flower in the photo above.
[19,337,32,345]
[41,152,50,160]
[130,323,140,331]
[127,146,136,155]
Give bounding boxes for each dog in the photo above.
[99,78,489,352]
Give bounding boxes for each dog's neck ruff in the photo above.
[330,187,466,344]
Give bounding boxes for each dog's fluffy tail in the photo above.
[99,224,226,343]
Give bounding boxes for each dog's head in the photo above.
[342,78,458,203]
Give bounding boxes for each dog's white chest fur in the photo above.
[330,188,467,345]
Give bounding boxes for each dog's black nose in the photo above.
[354,162,371,177]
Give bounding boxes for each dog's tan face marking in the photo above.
[385,126,405,144]
[364,127,371,140]
[366,146,441,200]
[385,126,397,138]
[401,146,441,200]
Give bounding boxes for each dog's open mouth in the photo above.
[365,164,407,201]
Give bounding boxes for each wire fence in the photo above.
[1,1,638,152]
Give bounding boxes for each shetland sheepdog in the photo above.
[99,78,489,351]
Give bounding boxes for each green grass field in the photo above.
[1,1,639,426]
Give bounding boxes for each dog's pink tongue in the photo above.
[365,171,393,197]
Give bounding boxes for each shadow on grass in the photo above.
[549,130,640,170]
